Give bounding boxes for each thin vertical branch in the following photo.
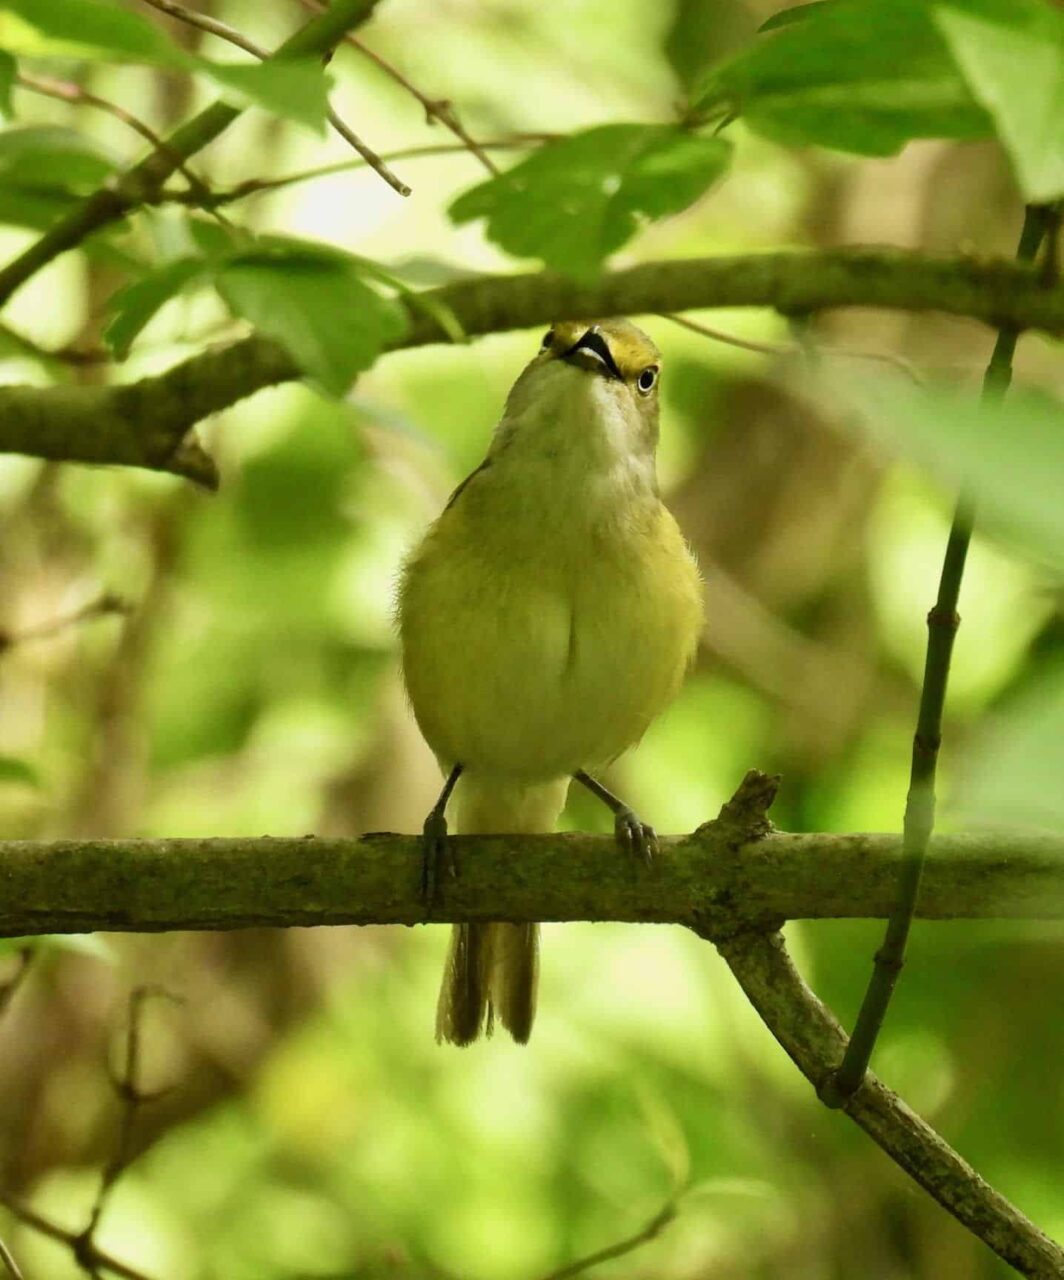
[822,204,1053,1105]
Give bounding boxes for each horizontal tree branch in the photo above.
[0,826,1061,937]
[1,247,1062,483]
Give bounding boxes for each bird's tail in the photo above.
[436,775,568,1046]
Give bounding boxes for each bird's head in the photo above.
[498,319,663,470]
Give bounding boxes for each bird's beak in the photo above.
[561,327,623,380]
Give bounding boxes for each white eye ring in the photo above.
[636,366,658,394]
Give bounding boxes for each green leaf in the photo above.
[694,0,991,155]
[933,0,1064,202]
[104,256,210,358]
[837,371,1064,569]
[0,1,331,132]
[215,239,408,395]
[956,664,1064,831]
[0,50,14,117]
[665,0,755,92]
[0,756,40,788]
[0,125,116,188]
[0,0,177,61]
[450,125,732,281]
[199,59,331,135]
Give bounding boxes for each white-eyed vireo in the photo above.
[398,319,703,1045]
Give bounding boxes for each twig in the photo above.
[298,0,499,174]
[138,0,410,197]
[0,594,130,655]
[661,312,926,383]
[0,1236,24,1280]
[0,0,385,307]
[14,71,211,203]
[539,1200,677,1280]
[698,772,1064,1280]
[0,950,34,1020]
[823,204,1053,1106]
[81,987,180,1258]
[159,135,551,207]
[0,320,112,367]
[0,1200,151,1280]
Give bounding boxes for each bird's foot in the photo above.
[614,806,657,867]
[421,809,457,914]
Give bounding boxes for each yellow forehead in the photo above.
[547,318,660,377]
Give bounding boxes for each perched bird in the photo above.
[397,318,703,1045]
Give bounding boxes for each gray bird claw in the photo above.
[421,810,456,913]
[614,807,657,866]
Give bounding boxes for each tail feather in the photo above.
[435,776,566,1046]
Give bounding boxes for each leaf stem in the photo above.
[821,204,1051,1107]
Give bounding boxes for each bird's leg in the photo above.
[421,763,463,912]
[573,770,657,865]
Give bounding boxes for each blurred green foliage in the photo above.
[0,1,1061,1278]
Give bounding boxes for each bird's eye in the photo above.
[636,365,659,394]
[540,329,555,351]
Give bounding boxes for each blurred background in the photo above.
[0,1,1061,1277]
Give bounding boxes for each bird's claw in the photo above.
[614,807,657,866]
[421,809,456,914]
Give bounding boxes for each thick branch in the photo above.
[2,247,1062,483]
[0,828,1061,937]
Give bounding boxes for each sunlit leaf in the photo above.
[837,370,1064,569]
[0,0,177,60]
[933,0,1064,202]
[450,124,732,280]
[955,664,1064,831]
[694,0,991,155]
[104,256,210,358]
[216,239,408,395]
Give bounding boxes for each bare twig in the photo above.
[0,320,112,367]
[139,0,410,196]
[160,135,551,207]
[0,594,130,655]
[0,950,34,1020]
[0,1236,24,1280]
[539,1199,677,1280]
[661,312,926,383]
[698,772,1064,1280]
[0,1199,152,1280]
[298,0,499,174]
[14,71,211,202]
[81,987,180,1258]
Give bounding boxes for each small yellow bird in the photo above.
[398,319,703,1045]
